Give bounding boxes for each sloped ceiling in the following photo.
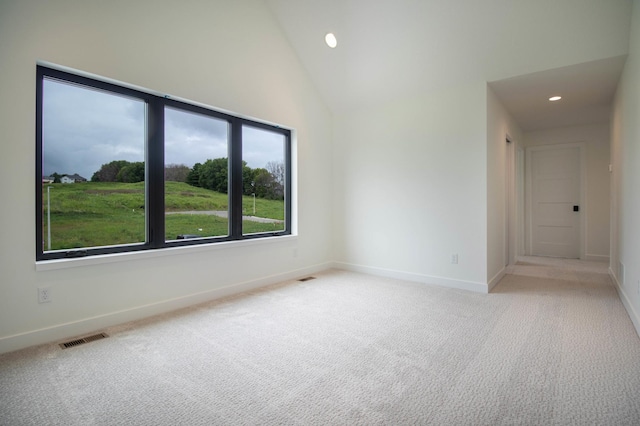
[266,0,632,131]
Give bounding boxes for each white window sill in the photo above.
[35,234,298,272]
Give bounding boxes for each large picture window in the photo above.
[36,65,292,261]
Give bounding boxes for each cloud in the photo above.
[43,78,144,179]
[165,107,228,167]
[242,125,285,169]
[42,78,285,179]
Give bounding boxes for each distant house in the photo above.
[67,174,87,182]
[60,173,87,184]
[42,176,54,184]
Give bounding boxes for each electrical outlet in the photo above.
[38,287,52,303]
[451,254,458,264]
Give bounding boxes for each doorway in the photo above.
[526,144,585,259]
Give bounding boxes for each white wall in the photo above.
[610,0,640,335]
[486,87,523,288]
[333,82,489,292]
[0,0,333,353]
[523,124,611,261]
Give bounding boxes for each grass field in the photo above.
[42,181,284,251]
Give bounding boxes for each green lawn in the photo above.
[42,181,284,251]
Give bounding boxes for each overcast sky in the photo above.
[43,78,283,180]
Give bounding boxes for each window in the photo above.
[36,65,292,261]
[164,107,230,241]
[242,125,287,235]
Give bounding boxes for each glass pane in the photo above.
[164,107,229,241]
[42,78,145,252]
[242,125,286,235]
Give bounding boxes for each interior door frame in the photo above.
[505,136,515,267]
[516,146,525,259]
[525,142,587,259]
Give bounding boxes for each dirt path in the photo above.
[165,210,283,224]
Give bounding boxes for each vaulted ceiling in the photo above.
[266,0,632,131]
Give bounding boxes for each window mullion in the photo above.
[147,98,165,248]
[229,119,243,238]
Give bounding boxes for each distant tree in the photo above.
[199,158,228,193]
[185,158,281,198]
[51,172,62,183]
[265,161,285,199]
[266,161,285,187]
[116,161,145,183]
[91,160,131,182]
[165,164,190,182]
[253,168,281,200]
[242,162,255,196]
[186,162,202,187]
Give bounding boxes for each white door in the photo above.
[528,145,582,258]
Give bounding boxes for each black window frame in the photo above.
[36,65,292,261]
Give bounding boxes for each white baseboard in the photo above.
[585,254,610,263]
[0,262,333,355]
[609,267,640,338]
[332,261,488,294]
[488,267,506,292]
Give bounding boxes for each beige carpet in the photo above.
[1,259,639,425]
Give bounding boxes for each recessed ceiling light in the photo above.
[325,33,337,48]
[549,96,562,101]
